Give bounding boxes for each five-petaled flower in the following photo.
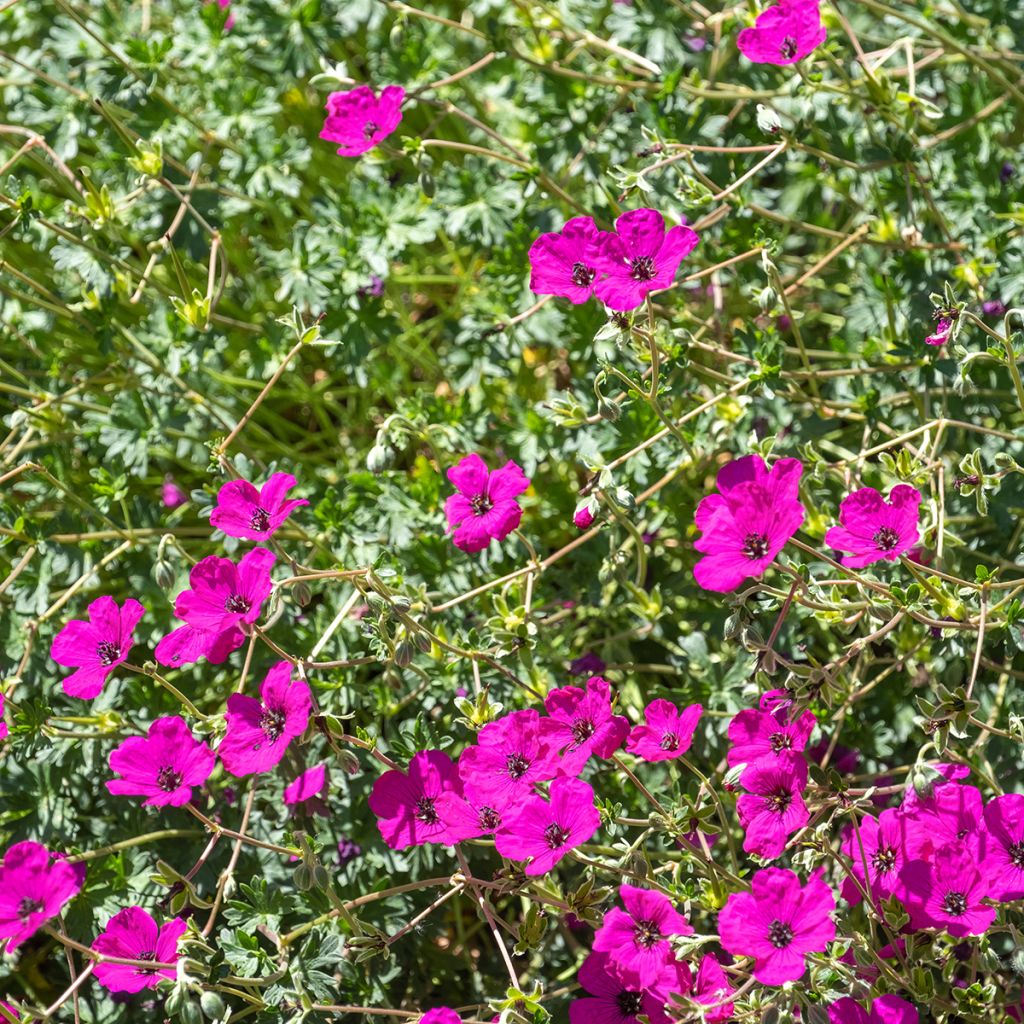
[839,808,908,906]
[50,596,145,700]
[983,793,1024,902]
[569,951,689,1024]
[737,0,827,65]
[444,454,530,553]
[0,842,84,952]
[211,472,308,541]
[825,485,922,568]
[543,676,629,776]
[736,752,810,860]
[107,715,215,807]
[92,906,187,993]
[529,217,615,304]
[320,85,404,157]
[626,699,703,762]
[829,994,918,1024]
[727,704,816,768]
[900,843,996,937]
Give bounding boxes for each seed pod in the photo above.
[419,170,436,198]
[200,991,226,1020]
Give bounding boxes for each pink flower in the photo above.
[925,317,953,346]
[982,794,1024,901]
[592,884,693,987]
[900,844,996,937]
[829,995,918,1024]
[420,1011,461,1024]
[107,716,215,807]
[92,906,187,993]
[626,699,702,762]
[210,472,308,541]
[0,1000,18,1020]
[544,676,629,775]
[218,662,311,777]
[529,217,615,304]
[693,455,805,593]
[0,842,84,952]
[737,0,827,65]
[691,953,734,1023]
[369,749,471,849]
[593,209,699,312]
[284,763,328,805]
[50,596,145,700]
[162,476,187,508]
[718,867,836,985]
[726,705,815,767]
[839,809,908,906]
[444,454,530,553]
[569,951,688,1024]
[494,776,600,875]
[154,548,275,668]
[458,709,560,810]
[825,485,922,568]
[737,753,810,859]
[435,791,503,840]
[320,85,404,157]
[0,692,8,742]
[574,506,596,530]
[901,781,986,861]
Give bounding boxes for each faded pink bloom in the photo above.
[420,1011,461,1024]
[900,844,996,937]
[718,867,836,985]
[839,809,908,906]
[593,209,699,312]
[218,662,311,777]
[444,454,530,553]
[0,842,84,952]
[544,676,629,775]
[529,217,614,304]
[92,906,187,993]
[737,0,827,65]
[693,455,805,592]
[691,953,734,1022]
[162,476,187,508]
[726,705,816,767]
[210,472,308,541]
[737,753,810,859]
[570,951,688,1024]
[284,764,328,805]
[107,716,215,807]
[825,485,921,568]
[494,776,600,875]
[320,85,404,157]
[625,699,702,762]
[983,794,1024,902]
[592,884,693,987]
[829,995,918,1024]
[154,548,275,668]
[50,596,145,699]
[925,317,953,346]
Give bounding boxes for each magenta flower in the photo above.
[544,676,629,775]
[737,0,827,65]
[900,844,996,937]
[162,476,187,508]
[593,209,699,312]
[574,506,596,530]
[829,995,918,1024]
[824,485,922,568]
[284,764,328,805]
[107,716,215,807]
[218,662,311,777]
[983,794,1024,901]
[737,753,810,860]
[494,776,600,875]
[569,951,687,1024]
[444,454,530,553]
[435,791,503,841]
[154,548,275,668]
[0,842,84,952]
[320,85,404,157]
[420,1011,461,1024]
[901,781,986,861]
[210,472,308,541]
[0,999,18,1020]
[726,705,815,768]
[528,217,616,304]
[92,906,187,993]
[839,809,908,906]
[691,953,734,1023]
[0,692,8,742]
[458,709,560,810]
[718,867,836,985]
[369,749,472,849]
[50,596,144,699]
[592,884,693,987]
[693,455,805,593]
[626,699,702,762]
[925,317,953,347]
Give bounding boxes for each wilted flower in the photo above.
[925,317,953,347]
[737,0,827,65]
[626,699,702,762]
[210,472,308,541]
[825,485,921,568]
[320,85,404,157]
[0,842,84,952]
[444,454,530,553]
[92,906,186,993]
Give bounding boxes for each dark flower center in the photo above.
[249,507,271,532]
[660,732,679,751]
[742,532,770,560]
[225,593,251,614]
[505,752,530,779]
[767,790,792,814]
[633,918,662,950]
[471,493,493,516]
[873,526,901,552]
[872,846,897,873]
[1008,841,1024,868]
[17,897,44,921]
[943,891,968,916]
[570,718,596,746]
[543,822,570,848]
[415,796,440,825]
[629,255,656,282]
[610,312,630,329]
[364,120,379,138]
[97,641,121,666]
[768,919,794,948]
[769,732,792,753]
[135,949,157,975]
[780,36,798,60]
[571,262,595,287]
[259,706,287,742]
[156,765,183,792]
[479,806,501,831]
[616,991,644,1016]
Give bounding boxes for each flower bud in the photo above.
[367,444,393,474]
[758,285,778,313]
[597,397,621,422]
[200,991,227,1019]
[293,581,313,607]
